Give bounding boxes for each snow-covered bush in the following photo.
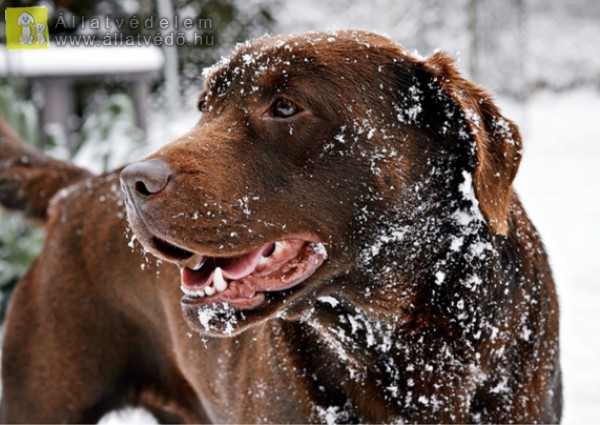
[71,94,144,173]
[0,87,45,321]
[0,87,146,321]
[0,212,44,322]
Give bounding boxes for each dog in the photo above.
[17,12,35,45]
[0,30,561,423]
[35,23,46,45]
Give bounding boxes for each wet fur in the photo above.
[0,31,560,423]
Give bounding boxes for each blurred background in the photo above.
[0,0,598,423]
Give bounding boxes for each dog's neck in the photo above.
[287,244,496,422]
[278,180,503,422]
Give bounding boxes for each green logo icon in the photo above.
[5,7,49,50]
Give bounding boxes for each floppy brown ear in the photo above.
[423,52,522,235]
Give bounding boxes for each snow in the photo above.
[98,408,156,425]
[453,171,485,227]
[196,302,239,336]
[270,0,600,94]
[313,404,352,424]
[317,295,339,308]
[0,45,164,77]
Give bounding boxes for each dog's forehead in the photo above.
[202,30,409,95]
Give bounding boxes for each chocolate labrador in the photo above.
[0,30,561,423]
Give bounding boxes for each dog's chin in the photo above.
[125,210,328,336]
[180,286,307,337]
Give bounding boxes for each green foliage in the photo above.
[0,86,44,321]
[0,214,44,321]
[0,87,143,323]
[0,85,40,147]
[78,93,138,148]
[73,93,143,173]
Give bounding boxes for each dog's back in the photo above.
[0,122,206,422]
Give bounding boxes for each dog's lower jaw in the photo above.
[180,285,317,337]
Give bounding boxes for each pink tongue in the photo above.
[181,244,273,289]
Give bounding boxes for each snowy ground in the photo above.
[95,87,600,424]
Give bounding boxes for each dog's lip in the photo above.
[126,212,327,310]
[179,237,328,310]
[150,236,196,261]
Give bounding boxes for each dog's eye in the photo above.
[198,98,207,112]
[270,98,300,118]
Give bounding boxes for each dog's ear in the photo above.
[421,52,522,235]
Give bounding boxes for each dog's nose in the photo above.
[120,159,172,198]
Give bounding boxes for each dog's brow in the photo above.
[207,67,235,98]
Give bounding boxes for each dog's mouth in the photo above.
[150,236,327,310]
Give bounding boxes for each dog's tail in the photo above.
[0,117,92,223]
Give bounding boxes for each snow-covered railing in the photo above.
[0,44,164,149]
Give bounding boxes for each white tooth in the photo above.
[312,242,328,259]
[213,267,228,292]
[180,285,206,298]
[273,241,287,255]
[204,285,215,296]
[192,258,205,271]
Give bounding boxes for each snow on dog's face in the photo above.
[121,30,522,336]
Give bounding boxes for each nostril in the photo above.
[135,180,152,197]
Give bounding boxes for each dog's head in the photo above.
[17,12,34,27]
[121,31,522,336]
[36,23,45,32]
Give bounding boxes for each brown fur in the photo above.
[0,31,560,423]
[0,120,91,222]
